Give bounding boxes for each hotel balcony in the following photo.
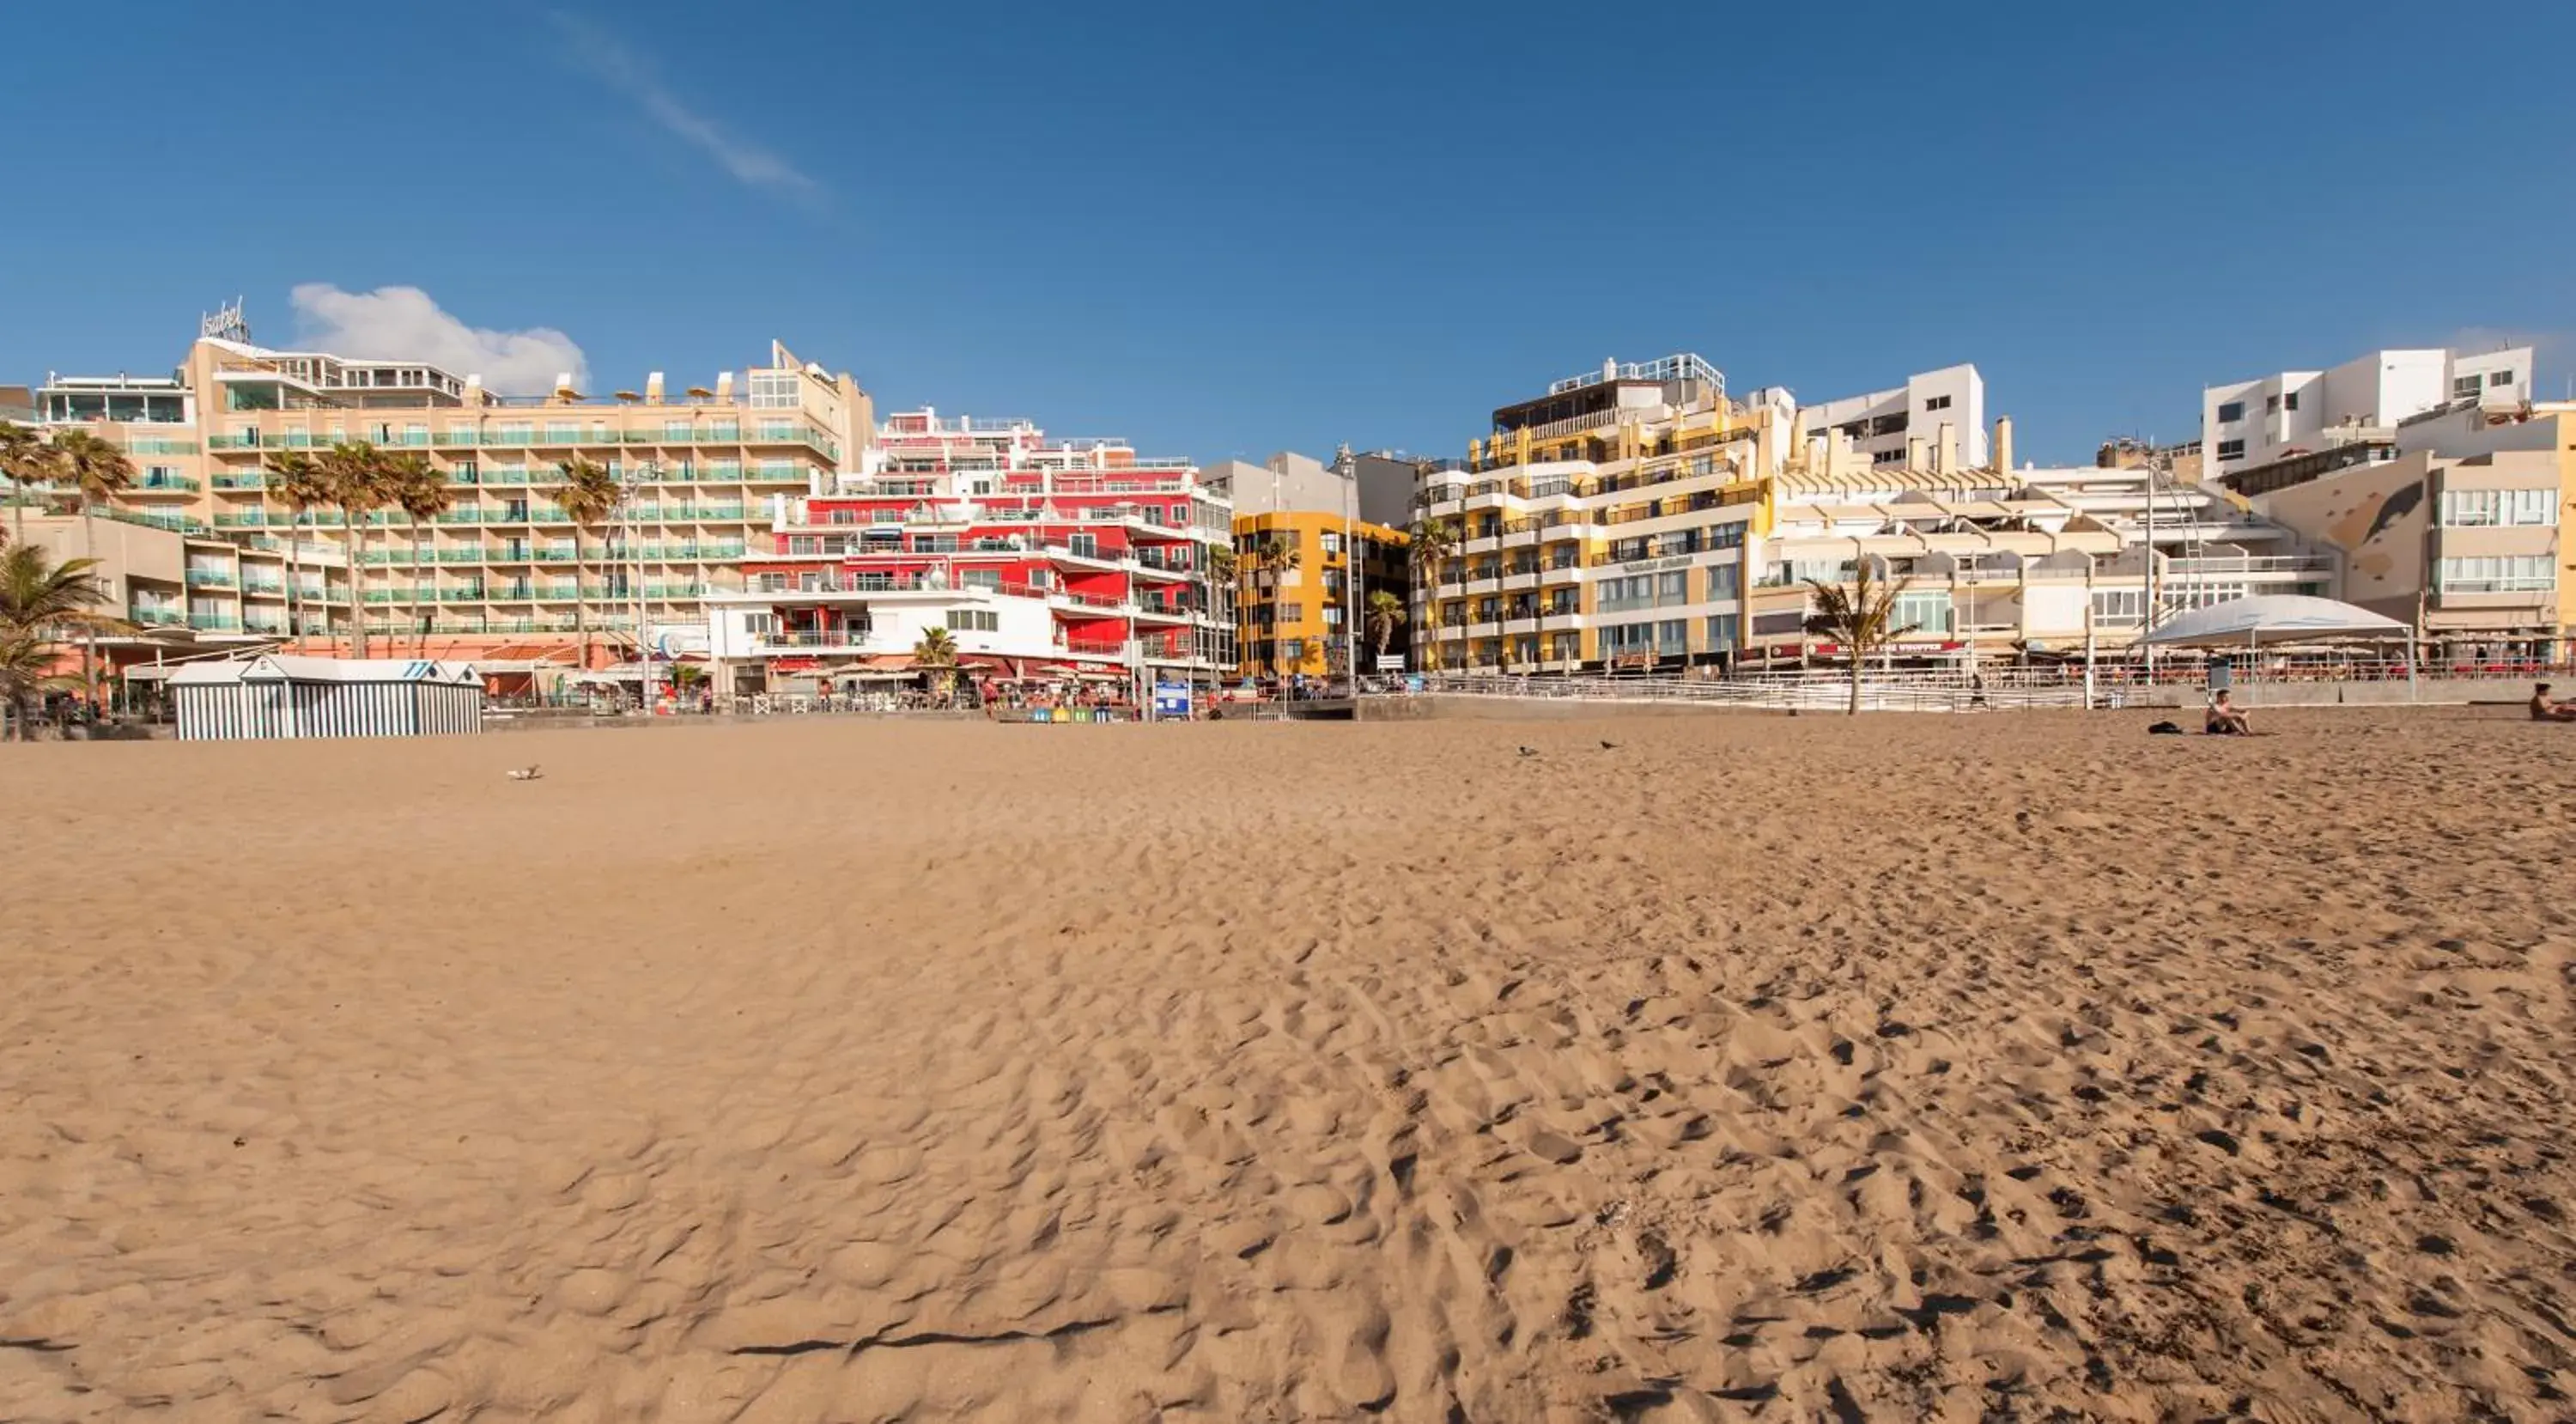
[184,569,238,588]
[1501,569,1540,591]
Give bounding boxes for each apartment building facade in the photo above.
[30,319,866,674]
[1416,355,2338,674]
[1789,363,1989,472]
[1208,449,1413,678]
[2202,346,2530,478]
[702,409,1230,697]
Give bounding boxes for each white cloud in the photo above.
[289,284,588,397]
[546,12,820,199]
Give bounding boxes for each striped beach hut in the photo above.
[169,656,483,741]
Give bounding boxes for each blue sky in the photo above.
[5,0,2571,467]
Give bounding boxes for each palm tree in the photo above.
[0,632,70,741]
[913,624,961,701]
[555,456,626,673]
[0,544,125,739]
[318,442,393,659]
[52,429,135,709]
[1365,588,1406,669]
[1802,559,1919,715]
[1406,515,1460,672]
[1206,542,1236,584]
[0,421,64,546]
[266,451,331,653]
[385,453,451,656]
[1257,532,1303,679]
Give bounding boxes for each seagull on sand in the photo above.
[505,765,544,782]
[1599,739,1619,751]
[1517,745,1539,758]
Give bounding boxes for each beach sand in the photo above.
[3,708,2573,1421]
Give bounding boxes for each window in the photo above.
[2491,369,2516,388]
[960,569,1002,591]
[2440,488,2555,527]
[2454,375,2483,399]
[1322,606,1343,627]
[1320,531,1341,557]
[2265,395,2281,415]
[1923,395,1952,412]
[1705,613,1740,648]
[1656,619,1688,654]
[2091,588,2146,626]
[1891,589,1953,634]
[2216,401,2245,423]
[1279,603,1302,622]
[2215,439,2245,460]
[1280,639,1304,664]
[2283,392,2300,411]
[944,609,999,632]
[748,372,800,409]
[2436,556,2553,593]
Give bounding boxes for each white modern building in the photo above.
[2202,345,2531,478]
[1787,363,1987,472]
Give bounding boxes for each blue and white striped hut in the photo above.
[169,656,483,740]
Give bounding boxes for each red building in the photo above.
[705,410,1233,697]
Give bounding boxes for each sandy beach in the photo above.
[3,707,2573,1421]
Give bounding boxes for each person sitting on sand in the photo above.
[2206,689,2252,736]
[2533,683,2576,723]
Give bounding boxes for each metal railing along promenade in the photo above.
[1406,672,2093,714]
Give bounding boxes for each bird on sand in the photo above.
[1599,739,1619,750]
[1517,745,1538,758]
[505,765,544,782]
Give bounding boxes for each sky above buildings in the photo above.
[5,0,2572,467]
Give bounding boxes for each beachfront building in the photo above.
[1741,450,2335,666]
[28,308,866,682]
[700,409,1230,699]
[1208,449,1413,679]
[1414,354,2339,674]
[1414,356,1792,673]
[9,511,348,694]
[2196,340,2573,660]
[2202,345,2531,481]
[1794,363,1990,472]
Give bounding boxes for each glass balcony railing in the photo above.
[184,569,237,587]
[128,604,186,628]
[189,613,243,631]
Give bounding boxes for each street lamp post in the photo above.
[626,459,659,713]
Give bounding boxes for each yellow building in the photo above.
[1232,508,1409,679]
[1416,355,1784,673]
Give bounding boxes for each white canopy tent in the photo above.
[2140,594,2409,648]
[2141,594,2415,702]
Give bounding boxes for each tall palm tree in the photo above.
[912,624,961,701]
[52,429,135,709]
[318,442,393,659]
[1406,515,1460,671]
[1365,588,1406,669]
[0,420,64,546]
[385,453,451,656]
[1802,559,1919,715]
[555,456,626,672]
[267,451,331,653]
[0,545,125,739]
